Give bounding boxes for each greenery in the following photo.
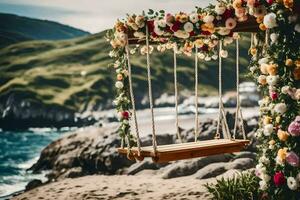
[0,13,90,47]
[205,172,260,200]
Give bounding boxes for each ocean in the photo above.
[0,129,71,199]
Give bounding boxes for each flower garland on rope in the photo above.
[246,0,300,198]
[107,0,300,197]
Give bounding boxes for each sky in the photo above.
[0,0,214,33]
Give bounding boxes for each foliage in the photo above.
[205,171,260,200]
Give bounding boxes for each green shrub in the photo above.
[205,171,260,200]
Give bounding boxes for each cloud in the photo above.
[0,0,214,33]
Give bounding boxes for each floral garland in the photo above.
[107,0,300,197]
[247,0,300,198]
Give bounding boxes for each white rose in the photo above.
[259,156,270,165]
[258,57,269,65]
[259,180,268,190]
[198,53,206,60]
[274,103,287,114]
[266,75,279,86]
[281,86,290,94]
[287,177,298,191]
[270,33,279,44]
[225,18,237,30]
[262,174,271,182]
[215,4,226,15]
[203,15,215,23]
[295,24,300,33]
[218,28,231,36]
[135,15,145,28]
[205,56,212,61]
[220,50,228,58]
[157,19,166,28]
[174,30,189,39]
[223,37,234,46]
[133,31,145,39]
[183,22,194,33]
[115,81,124,89]
[263,12,277,29]
[189,13,199,23]
[212,54,218,60]
[263,124,273,136]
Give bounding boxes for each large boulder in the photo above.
[161,154,232,179]
[29,127,135,180]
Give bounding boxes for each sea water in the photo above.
[0,129,69,198]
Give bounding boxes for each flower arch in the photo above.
[107,0,300,197]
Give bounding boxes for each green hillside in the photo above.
[0,13,90,47]
[0,31,251,114]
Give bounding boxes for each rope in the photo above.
[125,44,141,155]
[233,37,246,140]
[194,47,199,142]
[173,44,182,143]
[215,41,231,140]
[145,25,157,154]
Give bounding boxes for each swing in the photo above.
[118,27,250,163]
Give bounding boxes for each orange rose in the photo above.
[266,63,278,75]
[250,48,257,56]
[283,0,293,8]
[277,130,289,142]
[256,16,264,24]
[293,67,300,80]
[201,23,215,34]
[285,59,294,67]
[295,59,300,67]
[259,23,267,31]
[277,148,288,161]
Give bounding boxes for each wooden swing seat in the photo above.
[118,139,250,163]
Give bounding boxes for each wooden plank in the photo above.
[118,139,250,163]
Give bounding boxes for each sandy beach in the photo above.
[12,169,243,200]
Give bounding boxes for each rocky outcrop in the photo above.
[29,112,258,181]
[29,127,134,180]
[0,93,97,130]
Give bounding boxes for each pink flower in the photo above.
[286,151,300,167]
[270,91,278,100]
[288,116,300,136]
[273,171,286,187]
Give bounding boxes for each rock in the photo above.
[226,158,255,170]
[126,159,167,175]
[161,154,232,179]
[233,151,256,160]
[25,179,42,191]
[194,162,227,179]
[141,134,175,146]
[60,167,84,178]
[195,158,254,179]
[30,127,135,180]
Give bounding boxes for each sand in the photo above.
[12,170,242,200]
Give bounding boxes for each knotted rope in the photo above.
[215,41,231,140]
[145,25,157,154]
[194,47,199,142]
[233,37,246,140]
[173,44,183,143]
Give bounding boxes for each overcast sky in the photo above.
[0,0,214,33]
